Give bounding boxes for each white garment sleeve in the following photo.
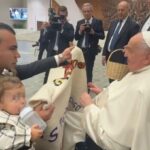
[82,104,129,150]
[54,55,65,66]
[54,55,59,66]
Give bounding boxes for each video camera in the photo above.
[83,23,91,32]
[48,8,65,30]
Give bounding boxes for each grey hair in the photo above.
[82,3,93,10]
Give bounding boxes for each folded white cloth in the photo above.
[29,46,87,150]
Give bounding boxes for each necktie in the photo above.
[84,20,90,48]
[110,20,122,51]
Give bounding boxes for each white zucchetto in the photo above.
[142,31,150,48]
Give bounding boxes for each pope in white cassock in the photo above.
[71,31,150,150]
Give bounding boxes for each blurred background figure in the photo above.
[43,6,74,84]
[37,22,49,60]
[102,1,140,83]
[75,2,105,83]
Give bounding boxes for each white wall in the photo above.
[0,0,26,27]
[27,0,50,30]
[55,0,83,28]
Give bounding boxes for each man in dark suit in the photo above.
[141,16,150,31]
[37,22,49,60]
[0,23,73,80]
[75,3,105,83]
[44,6,74,83]
[102,1,140,82]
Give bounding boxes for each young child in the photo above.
[0,75,43,150]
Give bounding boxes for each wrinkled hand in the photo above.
[31,124,43,141]
[34,103,55,121]
[102,56,106,66]
[60,46,74,63]
[88,82,102,94]
[80,92,93,107]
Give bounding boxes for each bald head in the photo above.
[117,1,130,20]
[118,1,129,8]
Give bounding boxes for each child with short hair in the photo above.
[0,75,43,150]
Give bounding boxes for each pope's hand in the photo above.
[80,92,93,107]
[88,82,102,94]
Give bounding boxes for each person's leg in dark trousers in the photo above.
[86,51,96,83]
[83,50,88,82]
[74,135,103,150]
[43,69,50,84]
[38,47,45,60]
[38,43,46,60]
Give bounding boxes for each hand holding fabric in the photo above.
[80,92,93,107]
[102,56,106,66]
[88,82,102,94]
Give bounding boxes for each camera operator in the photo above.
[37,22,49,60]
[44,6,74,83]
[75,3,105,84]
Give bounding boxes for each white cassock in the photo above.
[78,65,150,150]
[70,31,150,150]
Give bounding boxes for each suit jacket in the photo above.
[102,16,140,60]
[16,56,57,80]
[75,17,105,55]
[47,21,74,54]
